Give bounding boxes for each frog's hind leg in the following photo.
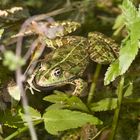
[45,21,81,49]
[88,32,119,64]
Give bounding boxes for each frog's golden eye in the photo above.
[53,67,62,77]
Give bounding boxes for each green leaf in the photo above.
[67,96,89,112]
[113,14,125,35]
[0,106,23,128]
[105,0,140,85]
[119,39,139,74]
[43,109,102,135]
[90,98,118,112]
[45,103,67,111]
[104,60,120,85]
[113,14,124,30]
[3,51,25,71]
[0,29,4,39]
[119,0,140,74]
[43,92,69,103]
[131,21,140,41]
[124,82,133,97]
[27,106,41,120]
[44,92,89,112]
[121,0,138,27]
[20,106,41,122]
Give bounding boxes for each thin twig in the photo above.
[15,13,38,139]
[14,5,74,140]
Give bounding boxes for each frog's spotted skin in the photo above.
[34,36,89,95]
[88,32,119,64]
[29,21,81,64]
[45,32,119,64]
[49,21,81,38]
[12,20,81,38]
[44,21,81,50]
[45,35,85,49]
[29,21,119,95]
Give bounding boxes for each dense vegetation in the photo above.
[0,0,140,140]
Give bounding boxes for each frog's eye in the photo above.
[53,67,62,77]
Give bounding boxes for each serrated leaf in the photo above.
[124,82,133,97]
[121,0,138,26]
[119,0,140,74]
[27,106,41,120]
[20,106,41,122]
[90,98,118,112]
[45,103,68,111]
[43,92,68,103]
[67,96,89,112]
[105,0,140,85]
[43,109,102,135]
[131,22,140,41]
[104,59,121,85]
[44,92,89,112]
[119,39,139,74]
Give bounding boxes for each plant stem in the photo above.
[108,76,124,140]
[5,120,42,140]
[137,122,140,140]
[87,64,102,104]
[123,98,140,104]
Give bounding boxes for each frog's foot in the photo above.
[88,32,119,64]
[72,78,87,96]
[26,73,41,94]
[25,84,41,94]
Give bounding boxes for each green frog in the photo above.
[28,21,119,95]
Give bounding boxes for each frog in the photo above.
[27,21,119,95]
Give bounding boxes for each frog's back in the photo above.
[47,36,90,76]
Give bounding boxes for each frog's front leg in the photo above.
[71,78,87,96]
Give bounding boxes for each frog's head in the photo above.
[33,39,87,89]
[33,62,76,88]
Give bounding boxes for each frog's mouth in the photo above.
[32,76,76,91]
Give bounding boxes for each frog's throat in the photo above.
[32,76,76,90]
